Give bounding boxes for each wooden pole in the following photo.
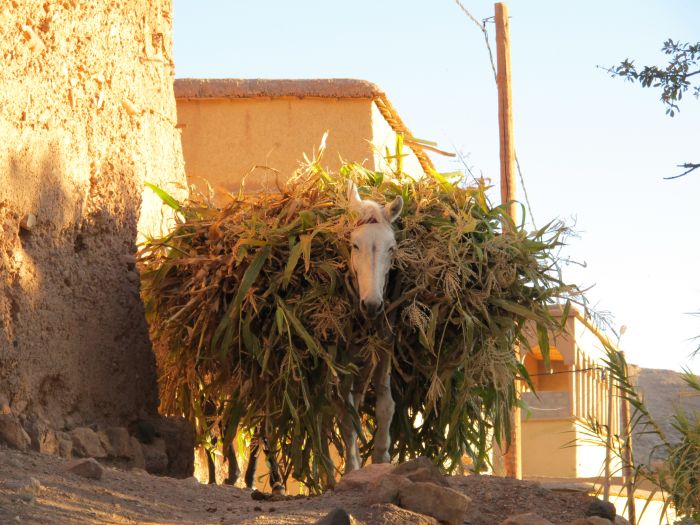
[496,2,517,221]
[495,1,521,480]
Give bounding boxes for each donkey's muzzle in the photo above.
[360,299,384,319]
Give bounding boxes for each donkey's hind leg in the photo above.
[206,447,217,484]
[244,431,285,494]
[205,434,219,484]
[260,435,285,495]
[244,434,260,489]
[371,352,394,464]
[223,439,240,485]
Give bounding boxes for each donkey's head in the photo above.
[347,181,403,319]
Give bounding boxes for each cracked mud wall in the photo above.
[0,0,186,429]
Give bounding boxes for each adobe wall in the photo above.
[0,0,186,430]
[175,96,374,197]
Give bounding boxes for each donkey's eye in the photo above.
[352,243,359,250]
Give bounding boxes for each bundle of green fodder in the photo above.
[139,156,578,491]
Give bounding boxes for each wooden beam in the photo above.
[495,1,521,480]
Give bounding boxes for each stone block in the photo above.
[70,427,107,458]
[0,413,31,451]
[67,458,104,480]
[391,456,449,487]
[104,426,131,458]
[335,463,395,492]
[398,481,470,525]
[365,474,413,505]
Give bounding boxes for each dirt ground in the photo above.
[0,445,602,525]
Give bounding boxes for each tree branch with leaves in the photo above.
[604,39,699,178]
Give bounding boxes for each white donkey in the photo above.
[342,181,403,472]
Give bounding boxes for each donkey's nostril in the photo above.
[363,300,383,319]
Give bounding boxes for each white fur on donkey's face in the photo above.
[347,181,403,319]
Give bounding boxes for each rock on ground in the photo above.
[390,457,449,487]
[335,463,394,492]
[24,415,59,455]
[364,474,413,505]
[66,458,104,480]
[397,481,470,525]
[70,427,107,458]
[104,427,131,458]
[0,414,31,451]
[585,500,616,521]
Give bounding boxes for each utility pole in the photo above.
[496,2,517,221]
[495,1,521,479]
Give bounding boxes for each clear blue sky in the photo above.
[173,1,700,371]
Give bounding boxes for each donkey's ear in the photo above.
[347,180,363,211]
[383,195,403,223]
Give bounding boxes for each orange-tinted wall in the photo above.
[176,97,374,197]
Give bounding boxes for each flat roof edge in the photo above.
[173,78,384,100]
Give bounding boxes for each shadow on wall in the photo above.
[0,137,158,430]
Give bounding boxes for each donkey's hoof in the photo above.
[315,508,351,525]
[271,482,286,496]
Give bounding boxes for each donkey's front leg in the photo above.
[371,352,394,464]
[338,385,361,473]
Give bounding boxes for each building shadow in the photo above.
[0,135,158,430]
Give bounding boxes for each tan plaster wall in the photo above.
[0,0,186,428]
[176,97,375,196]
[522,419,615,479]
[522,420,578,478]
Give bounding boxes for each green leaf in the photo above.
[145,182,181,212]
[536,323,551,370]
[212,246,270,352]
[276,298,321,356]
[491,298,540,321]
[283,240,303,287]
